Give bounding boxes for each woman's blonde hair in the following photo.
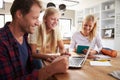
[81,14,97,42]
[38,7,59,53]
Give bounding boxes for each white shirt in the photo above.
[69,31,103,53]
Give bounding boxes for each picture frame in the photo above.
[104,29,112,38]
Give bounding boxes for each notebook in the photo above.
[69,39,95,68]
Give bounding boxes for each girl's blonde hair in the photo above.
[38,7,59,53]
[81,14,97,42]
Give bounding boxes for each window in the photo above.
[39,11,44,22]
[0,14,4,28]
[59,18,71,39]
[5,14,12,23]
[0,0,4,9]
[0,14,12,28]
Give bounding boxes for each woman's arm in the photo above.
[30,44,58,62]
[87,35,103,55]
[57,40,65,53]
[95,34,103,53]
[57,40,71,56]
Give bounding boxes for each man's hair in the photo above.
[10,0,43,19]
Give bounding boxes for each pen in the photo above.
[94,58,111,62]
[96,59,111,62]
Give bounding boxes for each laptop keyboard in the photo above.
[69,57,84,67]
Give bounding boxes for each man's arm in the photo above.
[38,56,68,80]
[0,46,68,80]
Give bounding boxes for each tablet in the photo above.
[76,45,89,54]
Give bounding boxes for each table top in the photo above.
[55,52,120,80]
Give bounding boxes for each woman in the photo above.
[69,14,103,56]
[29,7,69,62]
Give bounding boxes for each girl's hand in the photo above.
[45,55,59,63]
[60,51,71,56]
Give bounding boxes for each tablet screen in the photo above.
[76,45,89,54]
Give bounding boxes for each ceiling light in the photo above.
[47,2,56,7]
[43,0,79,7]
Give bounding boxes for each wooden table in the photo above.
[55,52,120,80]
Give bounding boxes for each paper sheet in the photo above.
[94,54,111,59]
[90,61,112,66]
[109,70,120,79]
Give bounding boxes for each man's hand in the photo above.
[38,56,69,80]
[52,56,69,73]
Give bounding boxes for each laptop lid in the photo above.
[69,46,91,68]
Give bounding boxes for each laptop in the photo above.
[69,40,95,68]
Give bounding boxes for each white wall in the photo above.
[0,2,75,26]
[61,10,75,26]
[74,0,108,10]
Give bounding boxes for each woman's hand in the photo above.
[83,49,98,59]
[83,49,98,55]
[89,49,98,55]
[82,49,88,54]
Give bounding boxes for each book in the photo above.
[90,61,112,66]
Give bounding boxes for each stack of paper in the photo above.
[94,54,111,59]
[90,61,112,66]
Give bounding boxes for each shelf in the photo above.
[101,0,116,41]
[102,37,114,39]
[76,11,84,26]
[101,18,115,20]
[102,9,115,12]
[101,27,114,29]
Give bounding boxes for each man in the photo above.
[0,0,68,80]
